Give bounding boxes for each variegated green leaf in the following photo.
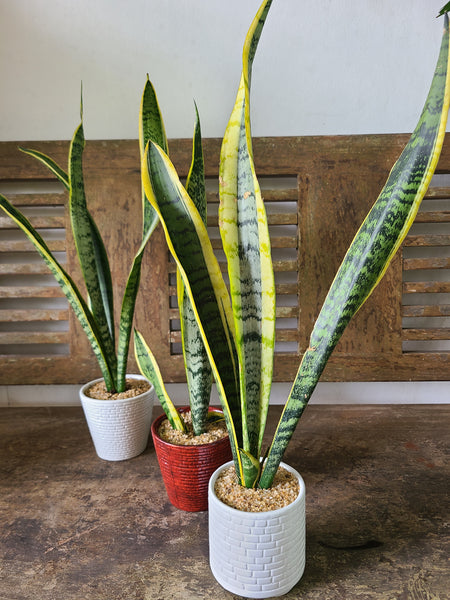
[185,104,207,221]
[116,251,145,391]
[134,329,186,432]
[142,140,245,480]
[69,120,116,382]
[116,79,168,391]
[140,76,166,240]
[439,3,450,17]
[0,193,115,390]
[239,449,261,488]
[260,13,450,489]
[19,147,69,190]
[178,104,212,436]
[219,0,275,467]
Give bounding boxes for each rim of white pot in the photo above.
[80,374,153,404]
[209,459,305,515]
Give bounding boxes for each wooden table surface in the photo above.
[0,404,448,600]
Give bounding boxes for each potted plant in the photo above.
[0,79,165,461]
[134,106,232,511]
[138,0,450,595]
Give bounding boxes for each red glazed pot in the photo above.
[151,407,232,512]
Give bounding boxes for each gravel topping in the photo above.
[85,378,150,400]
[158,410,228,446]
[214,465,299,512]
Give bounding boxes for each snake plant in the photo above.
[134,103,214,436]
[0,78,164,394]
[138,0,450,487]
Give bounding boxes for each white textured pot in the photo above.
[79,375,155,461]
[209,460,306,598]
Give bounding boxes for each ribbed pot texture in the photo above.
[151,407,232,512]
[209,460,306,598]
[80,375,155,461]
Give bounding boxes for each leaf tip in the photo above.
[438,2,450,17]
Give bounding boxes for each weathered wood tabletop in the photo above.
[0,404,448,600]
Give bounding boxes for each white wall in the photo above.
[0,0,449,405]
[1,0,449,141]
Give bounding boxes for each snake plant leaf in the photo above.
[116,79,168,392]
[219,0,275,465]
[259,14,450,489]
[18,147,69,190]
[185,104,207,222]
[177,104,213,436]
[140,75,168,156]
[134,329,186,432]
[140,76,166,240]
[69,121,117,383]
[239,449,261,489]
[142,140,245,480]
[0,193,116,390]
[439,2,450,17]
[116,250,145,392]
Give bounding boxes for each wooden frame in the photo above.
[0,135,449,384]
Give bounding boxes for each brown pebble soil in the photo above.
[157,410,228,446]
[214,465,299,512]
[85,378,150,400]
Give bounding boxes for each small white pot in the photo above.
[209,460,306,598]
[79,375,155,461]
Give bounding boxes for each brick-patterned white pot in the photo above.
[208,461,306,598]
[80,375,154,461]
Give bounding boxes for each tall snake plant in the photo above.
[134,103,214,436]
[138,0,450,487]
[0,78,165,394]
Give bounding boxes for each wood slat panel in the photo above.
[272,259,298,272]
[424,187,450,199]
[7,193,67,206]
[275,329,298,343]
[0,286,66,298]
[0,309,69,322]
[403,281,450,294]
[276,306,298,318]
[414,211,450,223]
[0,239,65,252]
[261,189,298,201]
[266,213,298,225]
[402,328,450,341]
[168,331,181,344]
[0,331,69,344]
[403,234,450,247]
[0,216,65,229]
[275,283,298,295]
[403,257,450,270]
[402,304,450,317]
[0,263,65,275]
[0,135,449,384]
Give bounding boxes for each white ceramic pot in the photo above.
[209,460,306,598]
[79,375,155,461]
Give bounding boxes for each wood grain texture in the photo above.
[0,405,448,599]
[0,135,449,384]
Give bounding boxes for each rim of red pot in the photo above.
[151,406,229,449]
